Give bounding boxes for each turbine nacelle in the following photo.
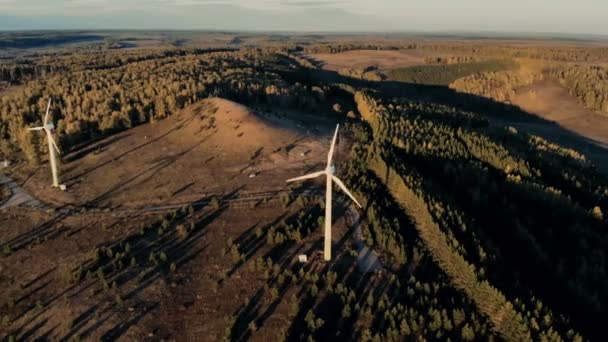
[327,165,335,174]
[27,122,55,132]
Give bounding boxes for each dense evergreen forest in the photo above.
[349,91,606,340]
[0,32,105,49]
[385,59,518,86]
[1,38,607,340]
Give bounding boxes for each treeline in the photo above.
[0,33,104,49]
[0,47,239,84]
[424,55,479,65]
[0,63,64,83]
[301,41,608,62]
[547,64,608,113]
[386,59,518,86]
[408,43,608,63]
[300,44,401,54]
[0,49,327,161]
[450,68,544,102]
[337,105,565,341]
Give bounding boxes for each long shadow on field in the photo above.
[229,239,322,342]
[99,302,159,341]
[39,194,230,341]
[225,206,316,280]
[63,133,133,163]
[0,212,68,254]
[65,110,202,184]
[229,199,355,341]
[81,136,208,208]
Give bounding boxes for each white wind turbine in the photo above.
[28,98,62,188]
[286,124,362,261]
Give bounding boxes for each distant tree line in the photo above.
[0,49,327,161]
[547,64,608,113]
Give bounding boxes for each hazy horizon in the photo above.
[0,0,607,35]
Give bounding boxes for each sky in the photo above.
[0,0,607,35]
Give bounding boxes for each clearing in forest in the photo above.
[510,79,608,170]
[310,49,428,71]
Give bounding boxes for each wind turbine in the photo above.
[286,124,362,261]
[28,98,62,188]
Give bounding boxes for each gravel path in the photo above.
[0,174,45,210]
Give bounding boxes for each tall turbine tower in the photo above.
[286,124,362,261]
[28,99,61,187]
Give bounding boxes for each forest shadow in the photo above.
[384,144,606,337]
[228,196,385,341]
[284,65,608,175]
[65,111,201,183]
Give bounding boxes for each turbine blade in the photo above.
[44,98,51,125]
[286,170,325,183]
[46,130,61,154]
[332,175,362,208]
[27,126,45,131]
[327,124,339,166]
